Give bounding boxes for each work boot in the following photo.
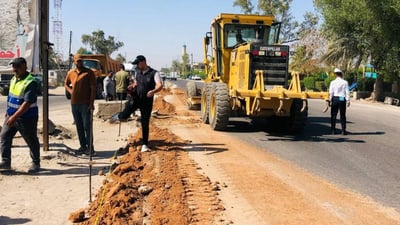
[342,130,348,135]
[75,147,88,155]
[0,161,11,170]
[28,163,40,173]
[84,147,96,156]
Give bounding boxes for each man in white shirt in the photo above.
[329,68,350,135]
[103,70,115,101]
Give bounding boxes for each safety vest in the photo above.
[7,74,38,118]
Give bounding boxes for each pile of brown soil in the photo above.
[153,88,176,115]
[69,88,225,225]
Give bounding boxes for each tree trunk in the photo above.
[392,81,398,95]
[371,75,383,102]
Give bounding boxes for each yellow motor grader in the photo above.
[185,13,329,132]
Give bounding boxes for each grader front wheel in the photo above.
[185,81,199,110]
[209,83,230,130]
[200,83,212,124]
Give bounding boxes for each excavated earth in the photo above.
[69,88,226,225]
[68,87,400,225]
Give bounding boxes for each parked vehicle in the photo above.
[191,75,201,80]
[67,54,120,99]
[0,72,42,96]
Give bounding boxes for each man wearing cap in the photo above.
[0,57,41,173]
[329,68,350,135]
[64,54,97,155]
[109,55,163,152]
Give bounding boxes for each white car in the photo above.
[191,75,201,80]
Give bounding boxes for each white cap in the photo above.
[334,68,342,73]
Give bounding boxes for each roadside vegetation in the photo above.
[234,0,400,101]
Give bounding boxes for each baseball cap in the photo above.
[73,55,83,62]
[334,68,342,74]
[132,55,146,64]
[9,57,27,66]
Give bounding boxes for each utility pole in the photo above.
[40,0,50,151]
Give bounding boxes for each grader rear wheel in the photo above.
[200,83,212,124]
[287,99,308,133]
[209,83,230,130]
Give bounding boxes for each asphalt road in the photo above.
[2,83,400,211]
[223,99,400,210]
[172,79,400,211]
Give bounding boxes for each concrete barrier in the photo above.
[94,100,128,119]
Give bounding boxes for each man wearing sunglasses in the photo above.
[0,57,41,173]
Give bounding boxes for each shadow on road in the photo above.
[0,216,31,224]
[221,116,385,143]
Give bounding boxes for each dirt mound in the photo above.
[153,95,176,115]
[69,88,225,225]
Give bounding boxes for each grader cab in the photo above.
[185,13,329,132]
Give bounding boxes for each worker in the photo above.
[109,55,163,152]
[329,68,350,135]
[0,57,41,173]
[64,55,97,155]
[235,33,246,47]
[103,70,116,101]
[115,64,130,100]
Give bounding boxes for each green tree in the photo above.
[81,30,124,55]
[290,12,325,75]
[233,0,254,14]
[232,0,299,42]
[115,53,126,63]
[76,47,91,54]
[314,0,400,101]
[182,52,189,76]
[48,50,63,69]
[171,60,181,74]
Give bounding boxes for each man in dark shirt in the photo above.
[0,57,41,173]
[109,55,163,152]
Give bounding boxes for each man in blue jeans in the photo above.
[64,55,97,155]
[0,57,41,173]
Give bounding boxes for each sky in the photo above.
[50,0,314,70]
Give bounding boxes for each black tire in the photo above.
[209,83,230,130]
[185,81,198,110]
[186,81,197,97]
[200,83,212,124]
[287,99,308,133]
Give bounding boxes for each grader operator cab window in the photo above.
[224,24,272,48]
[269,22,282,44]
